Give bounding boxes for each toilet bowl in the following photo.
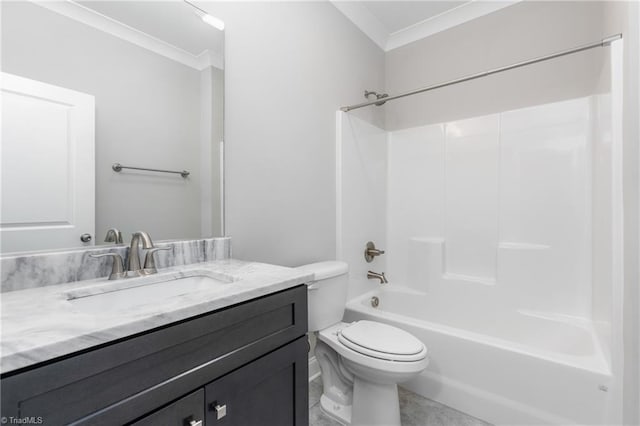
[297,261,428,426]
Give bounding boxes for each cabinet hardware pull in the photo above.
[214,403,227,420]
[189,420,203,426]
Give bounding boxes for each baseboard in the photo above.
[403,371,574,425]
[309,356,321,382]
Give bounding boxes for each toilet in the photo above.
[298,261,428,426]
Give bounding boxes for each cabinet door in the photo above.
[130,389,204,426]
[205,336,309,426]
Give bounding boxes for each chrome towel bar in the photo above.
[112,163,190,178]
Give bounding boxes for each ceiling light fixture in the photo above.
[183,0,225,31]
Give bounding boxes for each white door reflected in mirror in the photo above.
[1,73,95,253]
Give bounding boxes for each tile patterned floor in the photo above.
[309,377,492,426]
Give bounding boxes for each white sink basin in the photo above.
[67,274,230,314]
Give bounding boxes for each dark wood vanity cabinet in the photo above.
[1,285,309,426]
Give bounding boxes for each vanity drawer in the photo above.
[1,285,307,425]
[129,389,204,426]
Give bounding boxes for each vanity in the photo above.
[1,257,312,426]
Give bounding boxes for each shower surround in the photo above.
[337,86,623,422]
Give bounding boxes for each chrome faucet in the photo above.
[104,228,123,244]
[367,270,388,284]
[127,231,154,276]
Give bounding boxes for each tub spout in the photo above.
[367,270,388,284]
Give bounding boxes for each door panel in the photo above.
[1,72,95,253]
[205,337,309,426]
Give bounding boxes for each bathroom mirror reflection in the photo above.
[1,0,225,254]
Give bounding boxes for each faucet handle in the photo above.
[364,241,385,263]
[104,228,123,244]
[89,253,126,280]
[143,246,172,275]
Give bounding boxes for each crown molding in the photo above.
[386,1,521,51]
[332,0,521,52]
[31,0,223,71]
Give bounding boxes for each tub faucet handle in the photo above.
[364,241,385,263]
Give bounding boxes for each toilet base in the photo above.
[351,377,401,426]
[320,394,352,425]
[319,379,402,426]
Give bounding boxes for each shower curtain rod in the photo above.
[340,33,622,112]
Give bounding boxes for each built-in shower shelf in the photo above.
[499,242,551,250]
[442,273,496,286]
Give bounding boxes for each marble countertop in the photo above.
[1,259,312,374]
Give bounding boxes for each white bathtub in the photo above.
[344,285,617,425]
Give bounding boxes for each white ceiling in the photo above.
[332,0,521,51]
[76,1,224,57]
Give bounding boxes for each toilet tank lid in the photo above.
[296,261,348,281]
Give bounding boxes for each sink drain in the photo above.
[371,296,379,308]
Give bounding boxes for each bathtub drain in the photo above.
[370,296,379,308]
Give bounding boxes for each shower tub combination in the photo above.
[344,284,617,425]
[337,37,624,425]
[339,93,623,424]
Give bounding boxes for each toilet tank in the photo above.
[296,261,349,332]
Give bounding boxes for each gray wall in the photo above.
[212,67,225,235]
[384,1,609,130]
[199,66,224,238]
[216,1,385,266]
[1,2,216,244]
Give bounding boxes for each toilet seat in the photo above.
[338,321,427,362]
[318,322,428,376]
[318,320,429,403]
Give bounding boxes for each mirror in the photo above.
[1,0,224,254]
